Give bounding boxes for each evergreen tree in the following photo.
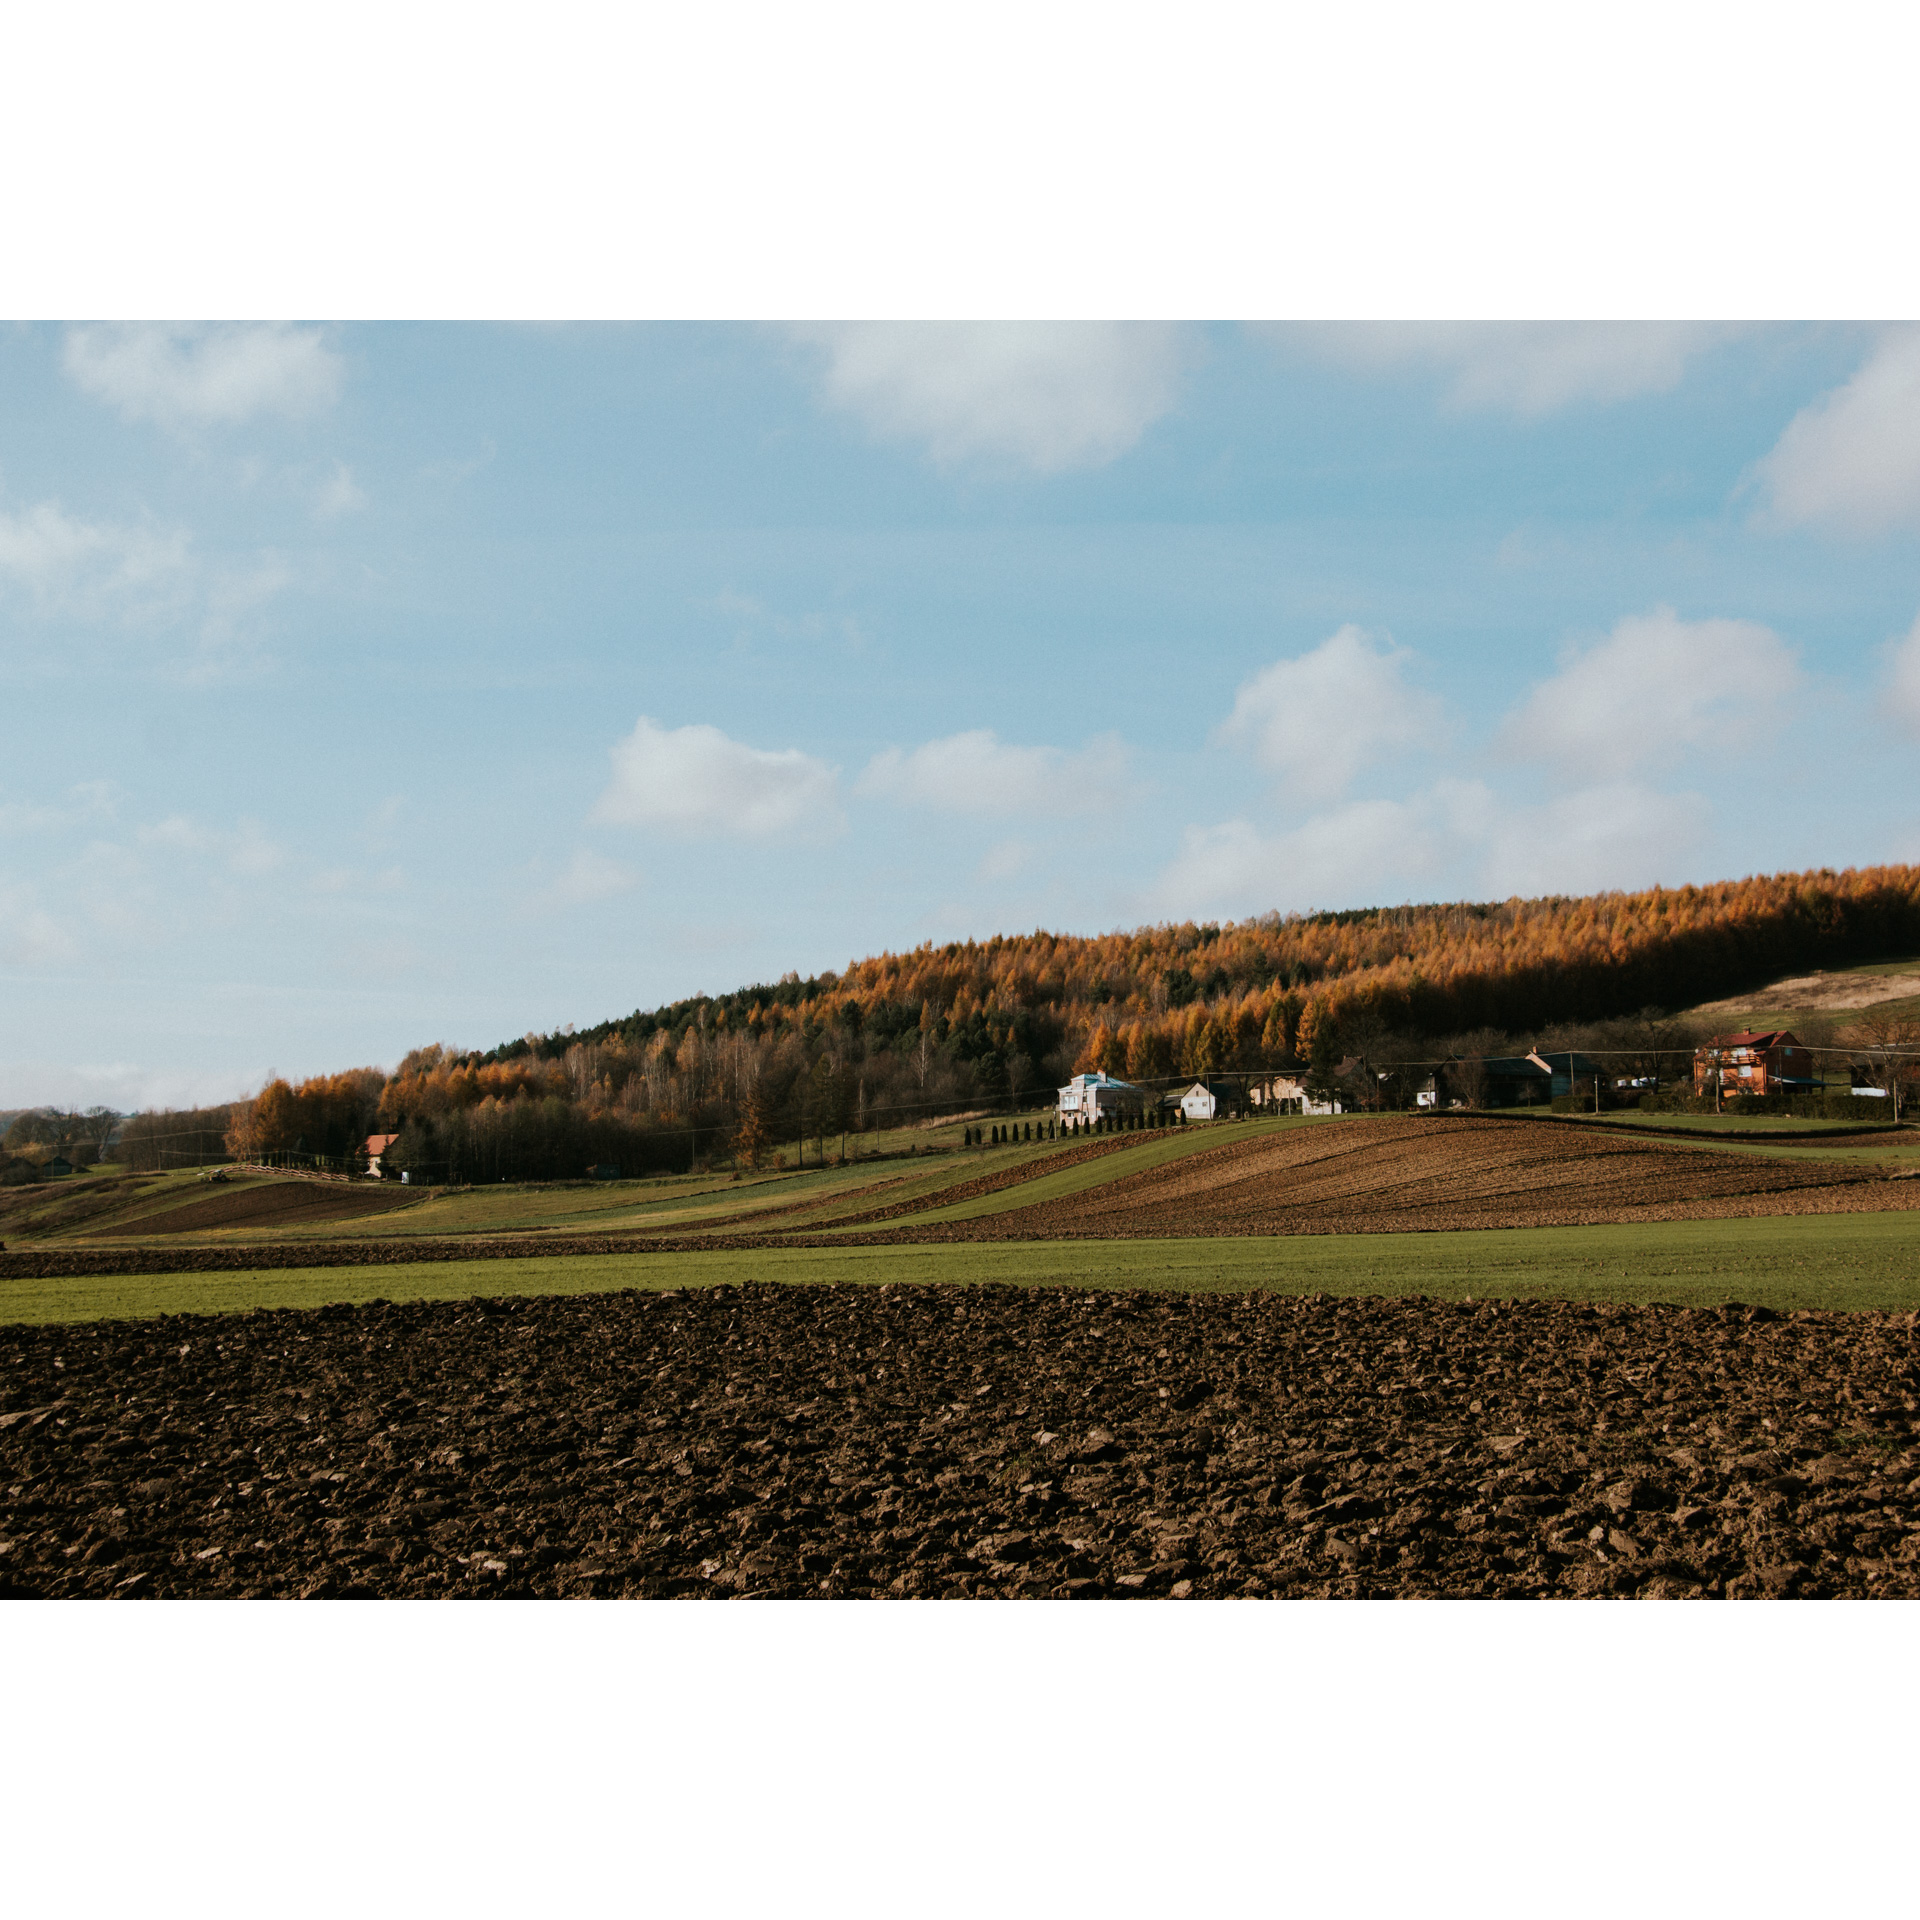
[1305,1011,1342,1106]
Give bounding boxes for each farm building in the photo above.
[1174,1080,1230,1121]
[1692,1030,1817,1099]
[1056,1071,1141,1125]
[1458,1051,1603,1107]
[364,1132,402,1177]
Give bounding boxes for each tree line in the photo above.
[89,862,1920,1183]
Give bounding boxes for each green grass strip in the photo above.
[7,1209,1919,1326]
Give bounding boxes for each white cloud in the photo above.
[590,716,842,840]
[1500,608,1798,779]
[1218,626,1442,800]
[857,729,1129,815]
[540,849,640,910]
[1148,777,1709,920]
[1756,328,1920,533]
[63,324,344,427]
[1887,611,1920,737]
[792,322,1189,471]
[1284,322,1732,416]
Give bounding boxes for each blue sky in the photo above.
[5,319,1920,1109]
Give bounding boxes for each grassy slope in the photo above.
[1686,950,1920,1031]
[7,1210,1920,1327]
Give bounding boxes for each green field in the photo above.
[7,1210,1920,1327]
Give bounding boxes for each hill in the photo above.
[115,863,1920,1184]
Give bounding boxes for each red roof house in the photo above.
[1692,1030,1816,1098]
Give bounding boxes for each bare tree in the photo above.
[1847,1008,1920,1122]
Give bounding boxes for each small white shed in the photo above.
[1177,1082,1217,1121]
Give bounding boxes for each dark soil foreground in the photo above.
[3,1284,1918,1600]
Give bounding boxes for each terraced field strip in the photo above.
[75,1158,929,1246]
[8,1209,1920,1325]
[1504,1114,1920,1165]
[733,1140,1082,1232]
[940,1114,1920,1241]
[856,1121,1300,1229]
[77,1177,430,1239]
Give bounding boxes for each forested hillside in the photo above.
[106,864,1920,1182]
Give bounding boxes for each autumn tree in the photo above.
[734,1078,774,1169]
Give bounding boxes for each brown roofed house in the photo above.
[364,1133,402,1178]
[1692,1030,1816,1099]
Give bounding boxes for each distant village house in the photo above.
[1174,1080,1226,1122]
[1056,1071,1140,1125]
[1249,1069,1346,1117]
[1692,1030,1815,1099]
[364,1132,402,1177]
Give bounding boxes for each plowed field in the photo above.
[4,1284,1916,1599]
[93,1181,427,1236]
[949,1116,1918,1238]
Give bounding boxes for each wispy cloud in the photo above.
[0,782,116,837]
[535,849,640,911]
[135,813,287,876]
[591,716,843,840]
[0,879,79,967]
[791,322,1190,472]
[314,463,366,519]
[858,729,1129,816]
[63,324,344,428]
[0,497,292,674]
[0,500,192,621]
[1280,322,1736,416]
[1148,778,1711,921]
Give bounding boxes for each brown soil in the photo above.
[84,1181,427,1238]
[3,1284,1915,1599]
[957,1116,1918,1240]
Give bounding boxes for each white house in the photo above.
[1177,1081,1218,1122]
[1057,1071,1140,1125]
[1249,1071,1342,1117]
